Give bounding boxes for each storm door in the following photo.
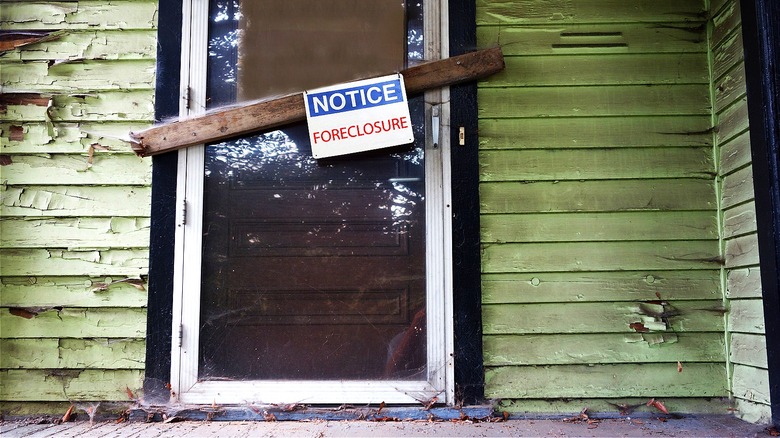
[171,0,453,404]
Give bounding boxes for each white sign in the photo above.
[304,74,414,159]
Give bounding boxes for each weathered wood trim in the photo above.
[729,298,767,334]
[130,48,505,157]
[0,338,146,369]
[732,364,771,405]
[0,307,147,338]
[731,333,769,368]
[0,369,144,402]
[728,267,763,299]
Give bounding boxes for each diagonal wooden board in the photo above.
[130,47,504,156]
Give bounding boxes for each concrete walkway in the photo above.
[0,415,773,437]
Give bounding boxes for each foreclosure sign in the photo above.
[304,74,414,159]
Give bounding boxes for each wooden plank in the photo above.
[479,148,714,181]
[731,333,768,368]
[483,333,725,366]
[0,369,144,401]
[485,363,727,398]
[480,179,715,214]
[712,0,742,50]
[734,398,772,424]
[1,276,147,308]
[130,47,506,156]
[726,234,761,269]
[719,131,752,176]
[721,165,755,210]
[481,211,717,243]
[1,217,150,249]
[712,0,734,19]
[0,307,146,339]
[714,62,746,113]
[482,270,721,304]
[717,97,749,144]
[475,0,706,25]
[1,60,156,92]
[729,299,766,334]
[723,202,758,239]
[0,91,155,123]
[481,54,708,87]
[0,1,158,30]
[496,397,732,414]
[478,116,713,150]
[1,186,151,217]
[0,30,157,61]
[713,31,745,81]
[477,24,707,56]
[483,300,725,334]
[0,249,148,276]
[1,155,151,185]
[1,122,149,154]
[732,364,770,405]
[727,267,763,299]
[478,85,710,118]
[0,338,146,369]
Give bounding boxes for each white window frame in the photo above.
[170,0,454,405]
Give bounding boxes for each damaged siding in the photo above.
[711,0,771,423]
[477,0,730,413]
[0,0,155,415]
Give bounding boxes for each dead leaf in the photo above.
[646,398,670,414]
[61,405,74,423]
[677,361,683,373]
[377,401,385,415]
[767,426,780,436]
[423,396,438,410]
[629,322,650,333]
[126,386,136,400]
[502,411,509,421]
[262,411,276,421]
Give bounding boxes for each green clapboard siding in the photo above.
[477,0,727,412]
[1,0,155,409]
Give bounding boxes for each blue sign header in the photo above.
[306,78,404,117]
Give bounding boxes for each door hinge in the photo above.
[178,199,187,227]
[178,324,183,348]
[431,105,440,148]
[183,86,192,111]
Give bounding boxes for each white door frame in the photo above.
[170,0,454,405]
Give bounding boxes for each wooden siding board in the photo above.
[734,398,772,424]
[483,333,725,366]
[0,249,148,277]
[721,165,755,210]
[480,179,716,213]
[0,308,146,339]
[719,131,752,176]
[1,186,151,217]
[496,397,732,414]
[1,276,147,308]
[482,300,725,334]
[482,271,721,304]
[1,60,156,92]
[1,155,152,186]
[483,54,708,87]
[478,116,713,150]
[725,233,761,269]
[0,369,144,402]
[0,338,146,369]
[713,31,745,82]
[714,63,747,113]
[478,85,711,119]
[730,333,768,368]
[481,211,718,243]
[0,91,156,123]
[712,0,742,49]
[717,98,749,144]
[477,24,707,56]
[1,122,149,154]
[723,202,758,239]
[484,363,728,398]
[727,268,763,299]
[729,299,767,334]
[479,148,715,181]
[731,364,770,405]
[0,1,157,30]
[0,30,157,61]
[1,218,150,249]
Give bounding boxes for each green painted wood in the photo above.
[724,202,757,239]
[1,218,150,249]
[481,54,708,87]
[729,299,766,334]
[483,333,725,366]
[485,363,728,398]
[717,98,749,144]
[477,24,707,56]
[496,397,732,415]
[1,186,151,217]
[0,338,146,369]
[0,369,144,401]
[0,30,157,61]
[482,240,720,273]
[719,131,752,176]
[0,276,147,308]
[0,1,157,30]
[483,300,725,334]
[1,155,151,185]
[727,268,763,299]
[480,179,715,214]
[721,165,754,209]
[1,60,156,92]
[713,31,744,81]
[482,271,721,304]
[481,211,717,243]
[731,364,770,405]
[712,0,733,19]
[0,307,146,338]
[1,122,149,154]
[479,148,714,181]
[730,333,769,368]
[712,0,742,49]
[478,85,711,118]
[715,63,746,113]
[476,0,706,25]
[478,116,713,150]
[25,91,154,123]
[734,398,772,424]
[0,249,148,276]
[725,234,760,269]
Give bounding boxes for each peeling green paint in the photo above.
[0,1,158,30]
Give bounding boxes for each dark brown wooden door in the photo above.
[197,0,427,382]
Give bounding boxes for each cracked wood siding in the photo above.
[0,0,155,410]
[712,0,771,423]
[476,0,728,414]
